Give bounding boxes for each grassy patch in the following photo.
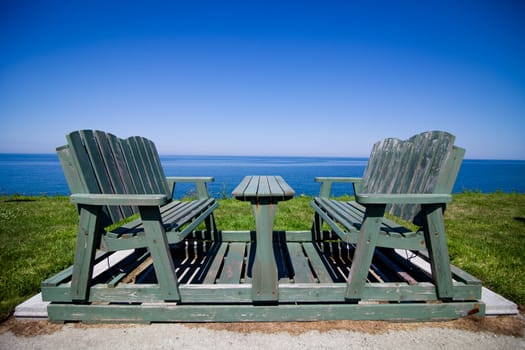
[445,192,525,308]
[213,195,314,232]
[0,196,77,321]
[0,193,523,321]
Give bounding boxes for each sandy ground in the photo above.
[1,316,524,350]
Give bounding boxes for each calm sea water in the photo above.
[1,154,524,197]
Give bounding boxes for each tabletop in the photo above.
[232,176,295,203]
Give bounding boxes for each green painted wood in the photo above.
[310,199,425,250]
[41,265,75,288]
[315,177,362,198]
[202,244,229,284]
[311,131,467,304]
[71,193,168,206]
[105,132,137,194]
[218,243,246,284]
[70,204,101,301]
[219,231,313,242]
[360,131,461,222]
[314,131,463,221]
[416,250,482,287]
[301,243,336,283]
[44,129,483,322]
[345,204,385,300]
[42,250,114,288]
[139,206,180,301]
[283,231,312,242]
[42,279,483,304]
[232,176,296,302]
[64,131,100,194]
[274,176,295,197]
[126,135,166,196]
[107,250,151,288]
[355,193,452,205]
[166,177,213,202]
[287,243,316,283]
[435,146,466,194]
[422,204,454,299]
[232,176,295,203]
[80,130,125,222]
[243,243,254,283]
[139,137,170,196]
[65,131,114,226]
[126,136,155,195]
[47,301,485,323]
[59,129,217,234]
[94,131,135,217]
[251,203,279,302]
[99,201,218,252]
[56,145,85,195]
[93,131,134,218]
[166,177,217,240]
[165,200,218,243]
[119,137,147,194]
[48,129,218,307]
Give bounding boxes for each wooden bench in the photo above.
[42,130,218,303]
[42,130,483,323]
[311,130,482,304]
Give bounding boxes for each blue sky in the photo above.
[1,1,524,159]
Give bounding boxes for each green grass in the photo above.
[445,192,525,309]
[213,194,315,232]
[1,193,524,321]
[0,195,77,321]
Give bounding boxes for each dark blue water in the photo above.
[1,154,524,197]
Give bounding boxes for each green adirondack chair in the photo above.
[311,130,478,302]
[43,130,218,303]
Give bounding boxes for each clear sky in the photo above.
[1,1,524,159]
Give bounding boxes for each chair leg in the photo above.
[422,204,454,300]
[70,205,101,302]
[311,212,324,241]
[205,213,218,241]
[345,204,385,301]
[139,206,181,302]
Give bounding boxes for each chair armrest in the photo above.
[355,193,452,205]
[314,177,362,198]
[166,176,215,183]
[70,193,169,206]
[166,177,215,199]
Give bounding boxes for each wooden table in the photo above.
[232,176,295,302]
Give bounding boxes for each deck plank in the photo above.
[218,243,246,284]
[302,243,335,283]
[202,244,228,284]
[287,243,317,283]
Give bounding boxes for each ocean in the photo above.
[0,154,524,197]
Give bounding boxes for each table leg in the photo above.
[251,203,279,303]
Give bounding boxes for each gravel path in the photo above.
[1,317,524,350]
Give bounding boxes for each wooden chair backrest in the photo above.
[358,131,465,223]
[57,130,170,225]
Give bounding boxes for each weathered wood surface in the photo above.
[47,301,485,323]
[360,131,464,221]
[42,228,483,321]
[42,130,484,323]
[42,231,482,300]
[232,175,295,203]
[310,131,470,302]
[232,176,295,302]
[45,130,218,303]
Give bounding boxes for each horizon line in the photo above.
[1,152,524,162]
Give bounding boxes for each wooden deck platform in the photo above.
[41,230,484,323]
